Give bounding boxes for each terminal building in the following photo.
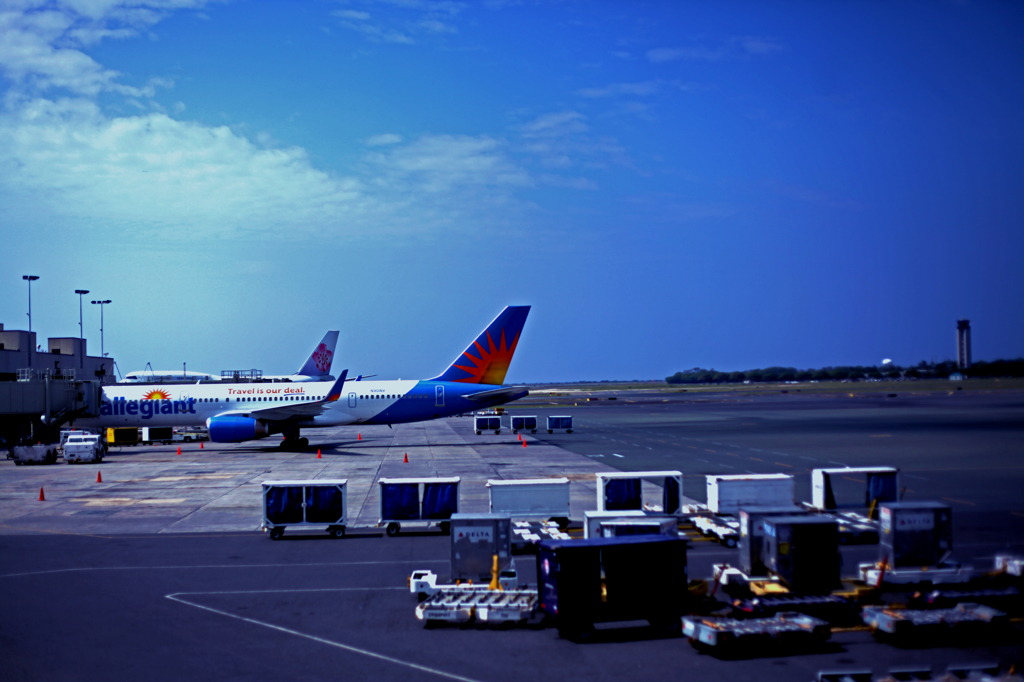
[0,323,116,384]
[1,323,112,447]
[956,319,972,369]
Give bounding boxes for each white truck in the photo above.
[64,434,105,464]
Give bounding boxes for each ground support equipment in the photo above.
[861,602,1007,639]
[682,612,830,655]
[731,594,860,626]
[414,588,539,625]
[511,521,572,551]
[860,562,973,586]
[694,514,740,547]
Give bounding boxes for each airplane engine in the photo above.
[207,416,269,443]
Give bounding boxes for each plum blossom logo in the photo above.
[313,343,333,373]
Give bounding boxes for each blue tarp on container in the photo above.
[266,485,304,524]
[605,478,642,511]
[305,485,344,523]
[663,476,681,514]
[867,473,898,506]
[382,483,420,520]
[423,482,459,519]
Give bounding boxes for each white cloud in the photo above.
[646,36,783,63]
[333,9,371,20]
[518,110,589,138]
[365,133,403,146]
[576,80,661,98]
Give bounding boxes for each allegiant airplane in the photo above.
[74,306,530,450]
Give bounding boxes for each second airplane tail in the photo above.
[296,331,339,378]
[431,306,530,385]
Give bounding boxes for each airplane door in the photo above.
[348,392,357,408]
[435,385,444,407]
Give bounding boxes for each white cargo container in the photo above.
[705,474,794,514]
[64,435,104,464]
[810,467,900,511]
[583,510,649,539]
[595,470,684,516]
[487,477,570,524]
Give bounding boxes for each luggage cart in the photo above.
[546,415,573,434]
[510,416,538,434]
[262,479,348,540]
[487,478,571,526]
[475,416,502,435]
[378,477,460,536]
[596,470,684,516]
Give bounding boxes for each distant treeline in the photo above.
[665,359,1024,385]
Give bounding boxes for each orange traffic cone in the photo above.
[317,449,322,459]
[522,440,527,448]
[519,433,522,441]
[403,453,408,463]
[97,472,103,483]
[358,433,362,441]
[200,441,204,449]
[176,446,181,455]
[38,487,45,501]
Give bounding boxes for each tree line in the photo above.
[665,359,1024,385]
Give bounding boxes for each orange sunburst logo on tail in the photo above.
[143,389,171,400]
[452,328,521,384]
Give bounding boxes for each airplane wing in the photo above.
[213,370,348,421]
[461,385,529,403]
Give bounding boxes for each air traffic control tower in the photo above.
[956,319,972,369]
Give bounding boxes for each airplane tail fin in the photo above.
[325,369,348,403]
[431,306,530,385]
[296,331,339,377]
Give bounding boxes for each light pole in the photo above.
[75,289,89,369]
[91,300,111,358]
[23,275,39,333]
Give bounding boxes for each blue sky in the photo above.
[1,0,1022,382]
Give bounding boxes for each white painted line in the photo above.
[829,461,846,466]
[587,454,605,458]
[903,474,929,481]
[612,453,624,458]
[719,464,735,469]
[646,446,652,450]
[750,448,762,452]
[166,591,483,682]
[0,559,447,580]
[711,442,722,446]
[799,456,816,461]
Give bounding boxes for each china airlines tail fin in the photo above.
[296,331,339,378]
[431,306,530,385]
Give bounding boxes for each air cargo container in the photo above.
[706,474,794,514]
[449,513,517,586]
[378,477,460,536]
[262,479,347,540]
[599,517,677,538]
[487,478,570,525]
[810,467,900,512]
[140,427,173,444]
[762,516,840,594]
[738,506,807,577]
[537,534,688,641]
[879,502,953,568]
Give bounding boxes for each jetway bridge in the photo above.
[0,371,103,449]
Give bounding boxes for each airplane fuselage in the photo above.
[75,379,525,432]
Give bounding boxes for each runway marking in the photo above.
[749,457,763,462]
[774,462,793,468]
[705,449,717,453]
[724,452,739,457]
[612,453,624,458]
[0,560,447,580]
[903,474,929,481]
[719,464,735,469]
[942,497,977,507]
[750,449,763,452]
[688,446,698,450]
[166,590,483,682]
[587,454,605,458]
[829,461,847,466]
[799,456,816,461]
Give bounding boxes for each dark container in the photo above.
[739,506,808,577]
[537,535,688,640]
[762,516,840,594]
[449,513,514,584]
[879,502,953,568]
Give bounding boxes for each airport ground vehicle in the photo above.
[64,434,104,463]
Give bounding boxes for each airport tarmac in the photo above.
[1,386,1022,681]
